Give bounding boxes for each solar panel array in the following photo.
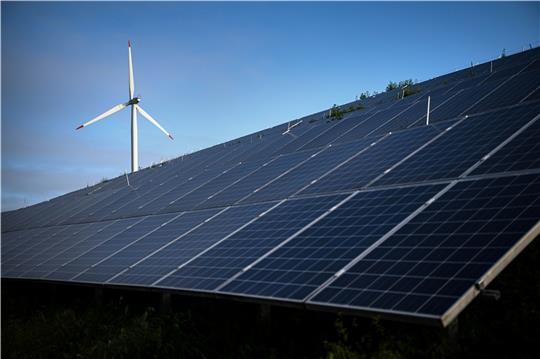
[2,47,540,327]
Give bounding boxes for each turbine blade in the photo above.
[136,105,174,140]
[76,102,129,130]
[128,40,135,99]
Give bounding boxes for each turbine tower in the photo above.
[76,41,173,173]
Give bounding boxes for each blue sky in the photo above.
[2,1,539,211]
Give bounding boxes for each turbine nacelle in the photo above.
[75,42,173,173]
[128,97,141,106]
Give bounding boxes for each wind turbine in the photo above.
[76,41,174,173]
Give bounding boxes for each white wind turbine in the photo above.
[76,41,174,173]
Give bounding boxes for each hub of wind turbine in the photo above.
[76,41,173,173]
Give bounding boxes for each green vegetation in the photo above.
[358,91,378,100]
[385,79,421,98]
[386,81,399,92]
[2,238,539,359]
[326,104,364,121]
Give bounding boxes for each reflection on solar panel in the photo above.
[3,47,540,327]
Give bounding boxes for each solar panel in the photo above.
[74,209,222,283]
[46,217,144,281]
[466,69,540,115]
[299,110,379,150]
[3,223,94,277]
[17,222,107,279]
[470,111,540,175]
[523,86,540,102]
[109,202,275,286]
[334,103,414,144]
[309,174,540,325]
[276,124,333,155]
[197,149,316,209]
[63,214,176,282]
[427,78,506,123]
[220,184,445,301]
[154,194,349,291]
[374,103,540,187]
[159,159,268,213]
[241,138,377,204]
[301,125,439,195]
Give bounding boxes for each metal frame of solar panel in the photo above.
[2,47,540,328]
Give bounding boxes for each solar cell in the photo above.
[309,174,540,325]
[220,184,445,301]
[110,202,275,286]
[154,194,349,291]
[374,103,540,187]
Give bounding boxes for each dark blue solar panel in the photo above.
[45,218,144,281]
[3,223,94,277]
[159,159,268,213]
[523,86,540,102]
[335,103,413,144]
[197,149,315,209]
[74,209,221,283]
[427,78,506,123]
[240,138,376,204]
[154,194,348,291]
[16,222,107,279]
[62,214,176,283]
[92,163,199,220]
[275,123,332,155]
[299,110,378,150]
[374,103,540,187]
[448,74,490,93]
[2,226,71,274]
[466,69,540,114]
[302,126,439,195]
[369,100,428,136]
[1,227,51,260]
[110,202,275,286]
[471,113,540,175]
[93,165,231,221]
[220,184,444,300]
[310,174,540,318]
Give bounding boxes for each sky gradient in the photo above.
[2,1,539,211]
